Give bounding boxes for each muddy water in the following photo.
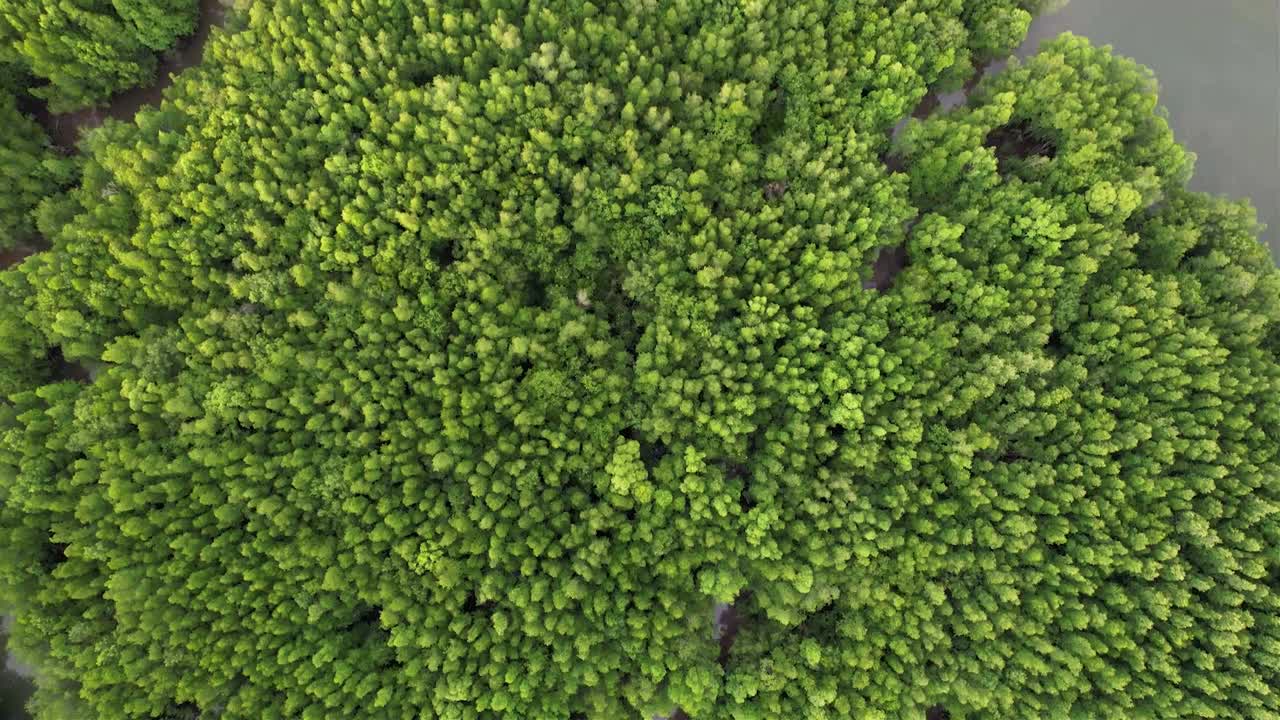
[29,0,229,149]
[926,2,1278,260]
[0,246,40,270]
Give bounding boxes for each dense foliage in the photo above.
[0,88,59,251]
[0,0,199,110]
[1,1,1277,719]
[0,67,76,396]
[723,36,1280,719]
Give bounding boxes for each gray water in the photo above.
[1,617,34,720]
[1019,0,1280,257]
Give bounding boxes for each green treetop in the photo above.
[0,0,199,111]
[1,3,1277,719]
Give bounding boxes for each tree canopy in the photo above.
[0,85,65,251]
[1,1,1277,719]
[0,0,199,110]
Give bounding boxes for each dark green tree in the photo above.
[110,0,200,51]
[0,87,73,252]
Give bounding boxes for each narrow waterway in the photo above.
[0,246,39,270]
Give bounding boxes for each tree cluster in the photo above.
[719,35,1280,719]
[0,1,1277,719]
[0,84,65,251]
[0,64,76,395]
[0,0,199,110]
